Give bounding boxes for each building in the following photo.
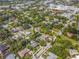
[11,27,23,33]
[30,41,38,48]
[47,52,57,59]
[0,44,10,59]
[67,32,74,37]
[34,27,40,32]
[5,54,15,59]
[68,49,79,59]
[68,49,79,56]
[18,48,32,58]
[33,52,57,59]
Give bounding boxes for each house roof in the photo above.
[68,49,79,56]
[5,54,15,59]
[47,52,57,59]
[71,55,79,59]
[30,41,38,48]
[18,48,31,58]
[67,32,74,37]
[0,44,9,52]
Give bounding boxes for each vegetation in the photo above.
[0,0,78,59]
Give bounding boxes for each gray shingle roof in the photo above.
[0,44,9,52]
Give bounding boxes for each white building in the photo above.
[5,54,15,59]
[47,52,57,59]
[68,49,79,59]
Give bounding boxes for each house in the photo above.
[0,44,10,59]
[34,27,40,32]
[68,49,79,56]
[67,28,77,38]
[47,52,57,59]
[30,41,38,48]
[18,48,32,58]
[68,49,79,59]
[11,16,18,23]
[2,24,8,29]
[57,31,62,36]
[11,27,23,33]
[25,31,31,36]
[71,55,79,59]
[67,32,74,37]
[55,5,68,11]
[0,6,9,9]
[40,34,49,41]
[5,54,15,59]
[40,34,55,42]
[23,24,31,29]
[52,35,56,42]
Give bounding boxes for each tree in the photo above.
[0,29,12,41]
[39,40,46,46]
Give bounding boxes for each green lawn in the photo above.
[48,35,79,59]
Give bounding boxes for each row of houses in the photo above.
[0,44,33,59]
[0,43,79,59]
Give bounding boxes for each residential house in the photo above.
[67,32,74,37]
[23,24,31,30]
[25,31,31,36]
[34,27,40,32]
[40,34,49,41]
[5,54,16,59]
[18,48,32,58]
[0,44,10,59]
[30,41,38,48]
[11,27,23,33]
[57,31,62,36]
[2,24,8,29]
[67,28,77,38]
[40,34,56,42]
[68,49,79,59]
[47,52,57,59]
[68,49,79,56]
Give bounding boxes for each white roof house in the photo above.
[47,52,57,59]
[30,41,38,48]
[49,5,68,11]
[71,55,79,59]
[2,24,8,28]
[25,31,31,36]
[68,49,79,56]
[68,49,79,59]
[5,54,15,59]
